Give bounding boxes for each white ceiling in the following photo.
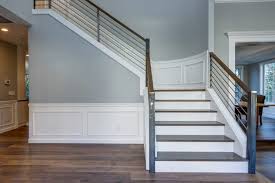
[236,42,275,65]
[0,23,28,46]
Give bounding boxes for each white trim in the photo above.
[215,0,275,3]
[32,9,145,95]
[227,31,275,71]
[29,103,144,144]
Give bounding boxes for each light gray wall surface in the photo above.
[0,0,142,103]
[93,0,209,61]
[239,63,260,93]
[0,41,17,101]
[215,2,275,65]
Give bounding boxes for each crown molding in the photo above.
[215,0,275,3]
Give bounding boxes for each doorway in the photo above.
[0,12,29,134]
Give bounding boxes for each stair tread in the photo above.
[155,89,206,92]
[157,135,234,142]
[156,152,246,162]
[155,109,217,113]
[155,121,225,126]
[155,99,211,102]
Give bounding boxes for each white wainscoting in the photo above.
[0,101,17,134]
[0,100,29,134]
[29,103,144,144]
[152,52,208,90]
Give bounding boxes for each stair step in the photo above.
[155,100,211,110]
[155,121,224,126]
[156,135,234,142]
[155,91,206,100]
[155,110,217,121]
[156,152,245,162]
[155,110,217,113]
[155,89,206,92]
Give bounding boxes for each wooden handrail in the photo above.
[85,0,146,41]
[210,52,250,93]
[146,39,154,93]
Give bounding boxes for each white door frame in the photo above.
[226,31,275,71]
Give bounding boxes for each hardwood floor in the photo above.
[257,117,275,141]
[0,127,271,183]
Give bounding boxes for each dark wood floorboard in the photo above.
[257,117,275,141]
[0,126,271,183]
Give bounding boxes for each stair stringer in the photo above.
[207,88,247,159]
[32,9,145,96]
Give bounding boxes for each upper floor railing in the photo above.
[209,52,256,174]
[34,0,146,71]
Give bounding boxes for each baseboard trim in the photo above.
[28,138,143,144]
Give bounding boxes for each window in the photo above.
[263,62,275,103]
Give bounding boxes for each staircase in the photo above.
[33,0,257,174]
[153,89,247,173]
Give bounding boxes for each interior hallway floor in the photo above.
[257,117,275,141]
[0,126,272,183]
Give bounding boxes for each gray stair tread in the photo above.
[155,109,217,113]
[155,121,225,126]
[155,99,211,102]
[155,89,206,92]
[156,152,246,162]
[156,135,234,142]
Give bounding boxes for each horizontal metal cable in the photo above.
[211,75,248,116]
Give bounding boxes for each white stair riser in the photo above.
[155,112,217,121]
[155,92,206,100]
[155,102,210,110]
[156,126,224,135]
[155,161,248,173]
[157,142,234,152]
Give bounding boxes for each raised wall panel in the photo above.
[87,112,139,136]
[153,52,207,89]
[0,101,16,133]
[33,112,83,136]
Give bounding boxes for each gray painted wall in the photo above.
[242,63,261,94]
[93,0,209,61]
[215,2,275,65]
[0,0,142,103]
[0,41,17,100]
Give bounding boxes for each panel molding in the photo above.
[152,52,208,89]
[29,103,144,144]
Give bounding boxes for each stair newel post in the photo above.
[247,91,257,174]
[49,0,52,9]
[149,92,155,173]
[145,39,150,88]
[97,9,100,42]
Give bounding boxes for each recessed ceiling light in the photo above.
[1,28,8,32]
[26,54,29,57]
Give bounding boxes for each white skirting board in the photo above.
[29,103,144,144]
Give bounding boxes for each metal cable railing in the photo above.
[209,52,257,174]
[34,0,146,71]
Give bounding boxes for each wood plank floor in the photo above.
[0,127,271,183]
[257,117,275,141]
